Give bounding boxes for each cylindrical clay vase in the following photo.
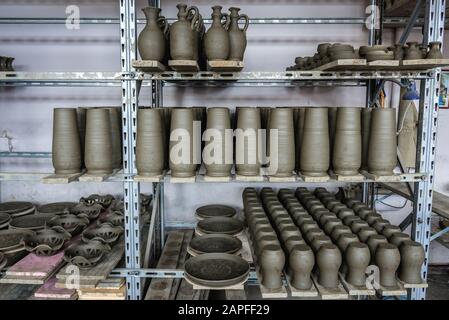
[169,108,198,177]
[236,107,261,176]
[328,107,337,169]
[170,4,199,60]
[138,7,166,61]
[300,108,330,177]
[333,107,362,176]
[361,108,372,170]
[294,108,305,172]
[76,107,87,168]
[289,244,315,290]
[316,244,342,288]
[105,107,122,169]
[268,108,295,177]
[52,108,82,174]
[259,244,286,289]
[345,242,371,286]
[85,108,113,174]
[136,109,165,176]
[398,240,425,284]
[228,7,249,61]
[375,243,401,288]
[204,5,230,60]
[368,108,397,175]
[204,107,233,177]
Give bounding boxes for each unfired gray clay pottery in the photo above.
[372,219,391,233]
[427,41,443,59]
[337,233,359,253]
[9,214,55,231]
[405,42,423,60]
[316,244,342,288]
[259,244,285,289]
[197,217,243,236]
[350,220,369,234]
[235,107,261,176]
[390,232,411,248]
[311,235,332,253]
[70,202,103,221]
[0,229,35,252]
[38,202,76,215]
[375,243,401,287]
[81,223,123,244]
[382,225,401,239]
[345,242,370,286]
[63,239,110,269]
[228,7,249,61]
[361,108,372,170]
[330,225,352,242]
[170,4,199,60]
[196,205,236,219]
[358,227,378,243]
[398,240,425,284]
[337,208,355,220]
[47,214,89,235]
[294,108,305,172]
[0,201,35,216]
[105,107,122,169]
[204,6,230,60]
[23,226,71,256]
[365,213,383,226]
[367,234,388,263]
[289,244,315,290]
[85,108,113,174]
[138,7,167,61]
[323,218,343,235]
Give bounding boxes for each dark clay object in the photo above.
[345,242,371,286]
[316,244,342,288]
[289,244,315,290]
[259,244,286,289]
[398,240,425,284]
[375,243,401,287]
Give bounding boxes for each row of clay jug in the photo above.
[138,4,249,65]
[52,107,122,175]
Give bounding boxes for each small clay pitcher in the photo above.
[345,242,371,286]
[361,108,372,170]
[289,244,315,290]
[138,7,167,61]
[85,108,113,174]
[398,240,425,284]
[405,42,424,60]
[170,4,199,60]
[427,41,443,59]
[136,109,164,176]
[235,107,261,176]
[52,108,82,174]
[375,243,401,287]
[204,6,230,60]
[300,108,330,177]
[228,7,249,61]
[316,244,342,288]
[259,244,286,289]
[367,108,397,176]
[333,107,362,176]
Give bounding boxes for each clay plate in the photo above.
[197,217,244,236]
[184,253,249,288]
[63,240,111,269]
[9,213,55,231]
[81,223,123,244]
[188,234,242,256]
[47,214,89,235]
[98,211,124,226]
[0,229,36,251]
[23,226,71,256]
[196,205,236,219]
[0,212,11,228]
[37,202,77,215]
[0,201,34,216]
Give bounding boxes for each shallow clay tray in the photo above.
[37,202,77,215]
[0,201,35,216]
[188,234,242,256]
[197,217,244,236]
[0,229,35,251]
[184,253,249,288]
[9,214,55,231]
[195,205,236,219]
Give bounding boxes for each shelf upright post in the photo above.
[411,0,446,300]
[120,0,142,300]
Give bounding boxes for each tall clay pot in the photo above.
[333,107,362,176]
[375,243,401,287]
[204,6,230,60]
[289,244,315,290]
[267,108,295,177]
[368,108,397,175]
[328,107,337,169]
[52,108,82,174]
[300,108,330,177]
[85,108,113,174]
[105,107,122,169]
[169,108,198,177]
[204,107,233,177]
[138,7,167,61]
[236,107,261,176]
[316,244,342,288]
[294,108,305,172]
[170,4,199,60]
[259,244,285,289]
[345,242,370,286]
[228,7,249,61]
[398,240,425,284]
[361,108,372,170]
[136,109,164,176]
[76,107,87,168]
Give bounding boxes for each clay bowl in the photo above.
[23,226,71,256]
[63,240,111,269]
[188,234,242,256]
[70,202,103,221]
[359,45,389,57]
[37,202,76,215]
[98,211,124,227]
[9,213,55,231]
[47,214,89,235]
[197,217,244,236]
[195,205,236,220]
[0,229,35,252]
[0,201,35,217]
[365,50,394,62]
[81,223,124,244]
[0,212,11,229]
[80,194,114,209]
[184,253,250,288]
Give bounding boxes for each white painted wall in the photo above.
[0,0,448,263]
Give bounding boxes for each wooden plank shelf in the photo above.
[42,170,85,184]
[311,274,349,300]
[78,168,122,182]
[168,60,200,72]
[360,170,402,182]
[132,59,167,72]
[207,60,244,72]
[313,59,367,71]
[338,273,376,296]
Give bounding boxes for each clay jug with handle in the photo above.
[228,7,249,61]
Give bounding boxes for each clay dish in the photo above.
[0,212,11,229]
[70,202,103,221]
[197,217,244,236]
[37,202,76,215]
[47,214,89,235]
[188,234,242,256]
[23,226,71,256]
[196,205,236,219]
[98,211,124,227]
[81,223,124,244]
[9,213,55,231]
[0,201,35,217]
[0,229,35,252]
[63,240,111,269]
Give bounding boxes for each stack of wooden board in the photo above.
[77,278,126,300]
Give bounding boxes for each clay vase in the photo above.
[382,225,402,239]
[337,234,359,253]
[365,213,383,226]
[333,107,362,176]
[138,7,166,61]
[300,108,330,177]
[345,242,371,286]
[375,243,401,287]
[204,6,230,60]
[259,244,286,289]
[328,107,337,168]
[367,235,388,263]
[169,108,197,177]
[235,107,261,176]
[85,108,113,174]
[372,219,391,233]
[76,107,87,168]
[358,227,378,243]
[361,108,372,170]
[367,108,397,176]
[136,109,164,176]
[390,232,411,248]
[337,208,355,220]
[316,244,342,288]
[170,4,199,60]
[351,220,369,234]
[228,7,249,61]
[52,108,82,174]
[294,108,306,172]
[330,225,352,242]
[398,240,425,284]
[427,41,443,59]
[267,108,295,177]
[405,42,423,60]
[105,107,122,169]
[289,244,315,290]
[311,235,332,253]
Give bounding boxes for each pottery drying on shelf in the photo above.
[0,229,35,253]
[63,240,111,269]
[138,6,167,61]
[105,107,123,170]
[37,202,77,215]
[375,243,401,287]
[0,212,11,229]
[398,240,425,284]
[228,7,249,61]
[195,204,236,219]
[427,41,443,59]
[0,252,6,270]
[81,223,123,244]
[9,214,55,231]
[70,202,103,221]
[288,244,315,290]
[404,42,424,60]
[22,226,71,256]
[170,4,199,60]
[188,234,242,256]
[98,211,124,227]
[0,201,35,217]
[235,107,261,176]
[316,243,342,288]
[197,217,244,236]
[47,214,89,235]
[204,5,230,61]
[80,194,114,209]
[259,244,286,289]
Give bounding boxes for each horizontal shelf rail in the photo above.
[0,171,126,182]
[111,268,258,280]
[0,152,51,158]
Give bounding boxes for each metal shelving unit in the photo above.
[0,0,445,300]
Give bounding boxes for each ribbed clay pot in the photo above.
[259,244,285,289]
[228,7,249,61]
[368,108,397,175]
[76,107,87,168]
[361,108,372,170]
[345,242,371,286]
[170,4,199,60]
[328,107,337,169]
[333,107,362,175]
[289,244,315,290]
[235,107,261,176]
[169,108,197,177]
[300,108,330,177]
[294,108,306,172]
[85,108,113,174]
[398,240,425,284]
[138,7,167,61]
[375,243,401,287]
[316,244,342,288]
[52,108,82,174]
[204,5,230,60]
[136,109,165,176]
[105,107,122,169]
[267,108,295,177]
